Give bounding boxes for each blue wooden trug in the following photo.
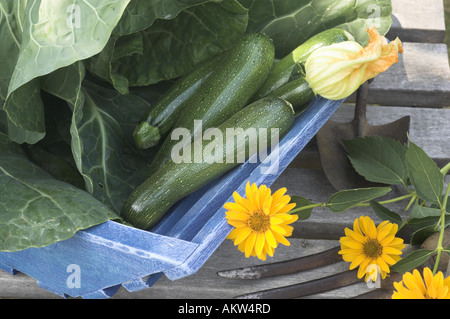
[0,97,344,298]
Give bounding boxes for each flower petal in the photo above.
[265,229,277,248]
[255,233,266,256]
[305,26,403,101]
[244,232,257,258]
[225,210,249,221]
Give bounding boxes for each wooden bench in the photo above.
[0,0,449,299]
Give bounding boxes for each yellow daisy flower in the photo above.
[224,182,298,260]
[339,216,405,281]
[392,267,450,299]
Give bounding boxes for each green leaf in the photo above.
[290,195,313,220]
[406,216,450,233]
[343,136,408,186]
[391,249,434,274]
[70,81,154,212]
[89,0,248,93]
[0,132,118,252]
[410,204,444,219]
[410,226,437,246]
[0,0,26,100]
[405,141,444,206]
[1,0,131,144]
[0,0,46,144]
[239,0,393,58]
[2,79,46,144]
[327,187,391,213]
[40,62,154,212]
[22,91,85,189]
[7,0,131,95]
[369,200,403,225]
[113,0,208,35]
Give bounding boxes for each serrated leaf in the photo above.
[327,187,391,213]
[405,141,444,206]
[290,195,313,220]
[390,249,434,273]
[0,132,118,252]
[344,136,408,186]
[239,0,393,58]
[369,200,403,225]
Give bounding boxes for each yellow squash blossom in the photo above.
[224,182,298,260]
[305,26,404,100]
[392,267,450,299]
[339,216,405,281]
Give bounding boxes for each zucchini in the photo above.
[254,29,354,99]
[147,32,275,173]
[133,56,219,149]
[121,97,295,229]
[266,76,314,115]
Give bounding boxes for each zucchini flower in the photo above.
[305,26,404,100]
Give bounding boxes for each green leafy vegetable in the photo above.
[7,0,131,95]
[238,0,393,57]
[1,0,131,144]
[72,81,154,212]
[0,133,118,252]
[87,0,249,94]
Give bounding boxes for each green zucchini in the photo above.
[121,97,295,229]
[266,76,314,115]
[133,56,219,149]
[254,29,354,99]
[147,32,275,173]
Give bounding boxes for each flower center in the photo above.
[363,239,383,258]
[248,210,270,233]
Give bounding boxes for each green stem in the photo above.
[432,181,450,274]
[289,202,324,214]
[405,193,417,211]
[290,193,414,213]
[353,193,414,207]
[440,162,450,176]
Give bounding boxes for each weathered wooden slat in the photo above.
[346,42,450,108]
[291,105,450,170]
[387,0,447,43]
